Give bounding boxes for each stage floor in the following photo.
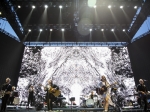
[5,105,148,112]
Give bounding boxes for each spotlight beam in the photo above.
[22,31,30,42]
[62,30,65,41]
[113,32,119,41]
[23,9,34,26]
[36,32,42,41]
[48,31,52,41]
[90,31,92,42]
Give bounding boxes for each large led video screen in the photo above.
[17,47,135,105]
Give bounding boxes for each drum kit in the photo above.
[79,87,141,109]
[80,94,100,108]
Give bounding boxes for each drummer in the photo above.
[90,91,98,98]
[89,91,94,99]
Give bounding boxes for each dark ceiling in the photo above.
[1,0,148,43]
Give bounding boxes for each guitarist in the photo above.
[137,79,148,112]
[44,79,59,112]
[99,75,115,112]
[0,78,12,112]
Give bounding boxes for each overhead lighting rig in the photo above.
[23,42,128,47]
[82,24,129,32]
[24,24,71,32]
[95,0,142,8]
[12,1,72,8]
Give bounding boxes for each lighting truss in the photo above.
[82,24,130,31]
[11,1,72,8]
[24,24,71,31]
[0,0,24,41]
[78,0,143,7]
[0,28,20,42]
[95,0,143,7]
[131,30,150,43]
[0,1,23,32]
[11,0,72,2]
[128,0,150,38]
[23,42,128,47]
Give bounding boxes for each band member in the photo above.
[44,79,59,112]
[0,78,12,112]
[27,85,35,107]
[99,75,115,112]
[8,86,16,105]
[89,91,94,99]
[137,79,148,112]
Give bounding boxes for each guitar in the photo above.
[97,82,117,95]
[99,85,108,95]
[0,91,5,98]
[0,91,11,98]
[39,84,61,97]
[138,91,148,97]
[49,87,61,97]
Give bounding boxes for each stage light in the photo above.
[18,5,21,8]
[89,29,92,31]
[101,29,104,31]
[45,5,48,8]
[40,29,43,32]
[50,29,53,31]
[108,5,111,8]
[61,29,65,31]
[134,6,137,9]
[59,5,62,9]
[120,6,123,9]
[28,29,31,32]
[0,12,1,15]
[111,29,114,32]
[32,5,35,9]
[123,29,125,32]
[94,5,97,8]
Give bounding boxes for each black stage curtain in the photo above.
[0,32,25,87]
[127,34,150,91]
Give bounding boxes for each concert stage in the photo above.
[5,105,148,112]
